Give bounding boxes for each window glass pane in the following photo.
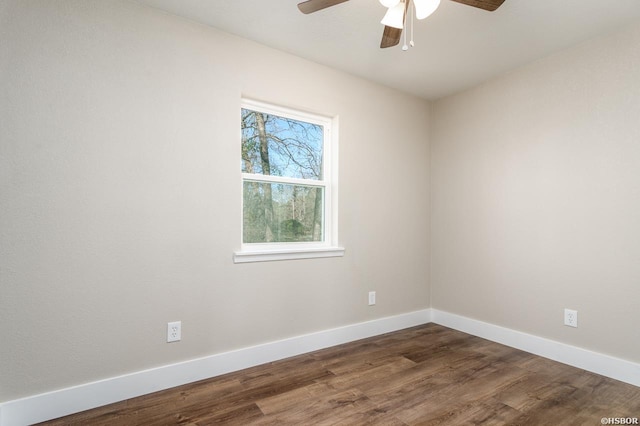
[241,109,323,180]
[243,181,324,243]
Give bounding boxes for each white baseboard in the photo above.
[0,309,432,426]
[4,308,638,426]
[431,309,640,388]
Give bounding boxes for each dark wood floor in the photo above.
[40,324,640,425]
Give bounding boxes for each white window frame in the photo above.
[234,99,344,263]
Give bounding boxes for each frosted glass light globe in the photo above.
[379,0,401,8]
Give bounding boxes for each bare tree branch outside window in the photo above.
[241,108,325,243]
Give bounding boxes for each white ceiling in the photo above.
[133,0,640,100]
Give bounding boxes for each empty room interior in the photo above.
[1,0,640,424]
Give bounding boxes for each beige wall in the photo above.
[431,22,640,363]
[0,0,430,401]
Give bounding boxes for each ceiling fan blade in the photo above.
[380,26,402,48]
[297,0,349,14]
[449,0,506,12]
[380,0,409,49]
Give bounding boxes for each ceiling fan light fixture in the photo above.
[413,0,440,20]
[379,0,401,8]
[380,1,405,29]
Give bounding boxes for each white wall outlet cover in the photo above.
[564,309,578,328]
[167,321,181,342]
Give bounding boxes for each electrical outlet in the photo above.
[167,321,181,342]
[564,309,578,328]
[368,291,376,306]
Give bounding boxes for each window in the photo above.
[234,99,343,263]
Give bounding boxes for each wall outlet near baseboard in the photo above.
[368,291,376,306]
[167,321,181,342]
[564,309,578,328]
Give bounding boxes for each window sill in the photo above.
[233,246,345,264]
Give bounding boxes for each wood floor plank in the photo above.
[402,398,522,426]
[325,355,417,390]
[320,408,408,426]
[493,372,576,412]
[254,388,375,425]
[256,382,334,416]
[38,324,640,425]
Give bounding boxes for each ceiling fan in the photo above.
[297,0,506,49]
